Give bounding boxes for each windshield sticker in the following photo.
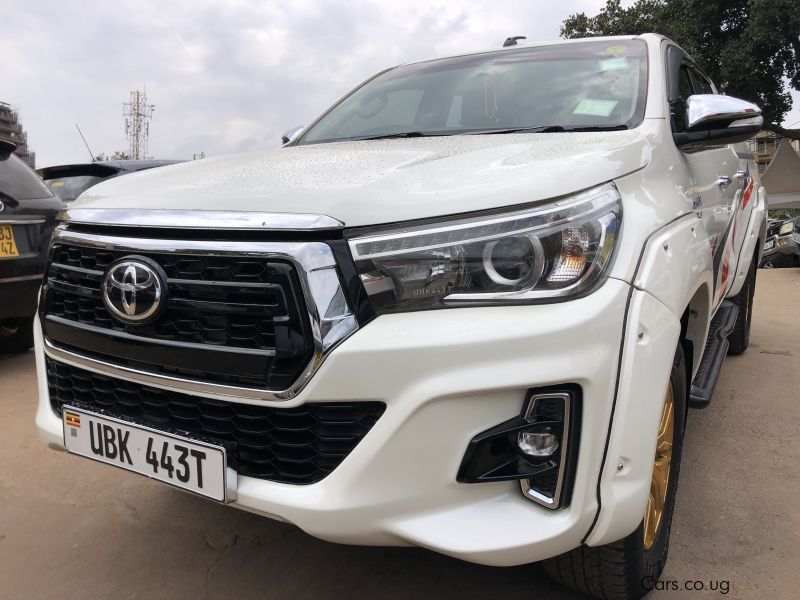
[573,99,618,117]
[600,58,629,71]
[601,44,629,56]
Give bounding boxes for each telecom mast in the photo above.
[123,89,155,159]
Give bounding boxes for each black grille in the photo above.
[766,221,782,237]
[42,243,314,389]
[47,358,385,484]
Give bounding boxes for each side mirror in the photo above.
[281,125,305,145]
[674,94,762,151]
[0,138,17,160]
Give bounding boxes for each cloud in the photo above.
[1,0,610,167]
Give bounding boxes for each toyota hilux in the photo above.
[34,34,766,599]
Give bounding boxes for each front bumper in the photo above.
[762,234,799,260]
[36,277,678,566]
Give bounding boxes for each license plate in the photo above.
[62,406,233,502]
[0,224,19,258]
[764,239,775,250]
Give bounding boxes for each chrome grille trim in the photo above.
[42,226,359,402]
[57,208,344,231]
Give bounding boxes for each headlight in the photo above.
[779,221,794,235]
[347,183,620,313]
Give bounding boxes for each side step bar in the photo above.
[689,300,739,408]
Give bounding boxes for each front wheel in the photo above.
[542,344,687,600]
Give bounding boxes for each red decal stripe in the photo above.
[742,179,754,209]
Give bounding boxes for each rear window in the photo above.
[0,154,54,201]
[44,175,109,202]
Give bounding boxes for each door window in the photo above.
[688,68,714,94]
[671,66,694,132]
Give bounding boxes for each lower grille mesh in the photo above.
[47,358,385,484]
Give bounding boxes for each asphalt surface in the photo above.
[1,268,798,600]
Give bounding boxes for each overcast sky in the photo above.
[3,0,799,168]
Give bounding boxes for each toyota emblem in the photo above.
[102,257,166,324]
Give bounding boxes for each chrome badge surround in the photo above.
[102,258,165,324]
[43,211,358,403]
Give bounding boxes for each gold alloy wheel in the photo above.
[644,381,675,550]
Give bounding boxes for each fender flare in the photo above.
[727,185,767,297]
[584,213,715,546]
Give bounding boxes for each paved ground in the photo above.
[1,269,798,600]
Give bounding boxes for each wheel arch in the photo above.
[679,281,712,382]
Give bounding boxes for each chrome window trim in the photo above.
[519,391,571,509]
[42,227,359,403]
[57,208,344,231]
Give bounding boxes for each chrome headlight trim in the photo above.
[347,183,621,311]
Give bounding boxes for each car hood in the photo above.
[74,131,651,227]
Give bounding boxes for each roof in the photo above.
[397,33,662,69]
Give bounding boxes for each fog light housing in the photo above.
[456,386,581,509]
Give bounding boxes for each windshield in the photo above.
[44,174,110,202]
[299,40,647,145]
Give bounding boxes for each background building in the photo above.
[748,132,800,215]
[0,101,35,168]
[748,130,800,174]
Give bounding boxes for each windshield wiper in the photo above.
[345,124,628,142]
[349,131,453,141]
[460,126,566,135]
[461,124,629,135]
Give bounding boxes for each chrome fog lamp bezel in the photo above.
[520,391,572,508]
[456,386,580,510]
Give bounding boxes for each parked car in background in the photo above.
[0,140,63,353]
[760,216,800,268]
[38,159,182,203]
[34,35,766,600]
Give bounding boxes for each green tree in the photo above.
[561,0,800,139]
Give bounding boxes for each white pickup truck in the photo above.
[34,34,765,599]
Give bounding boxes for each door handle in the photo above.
[717,175,733,189]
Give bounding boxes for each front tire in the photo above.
[542,344,687,600]
[728,256,757,355]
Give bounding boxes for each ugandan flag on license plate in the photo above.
[65,411,81,428]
